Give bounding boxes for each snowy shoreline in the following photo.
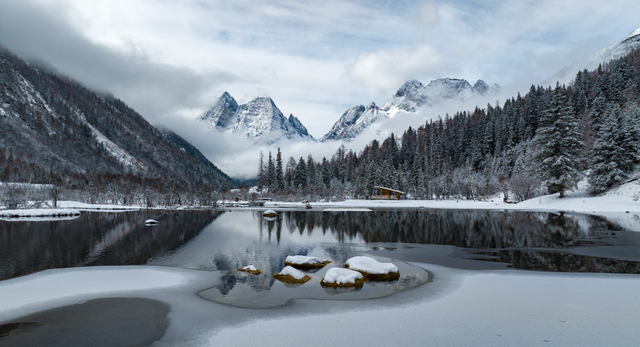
[3,179,640,217]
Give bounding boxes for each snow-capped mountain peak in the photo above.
[199,92,314,144]
[324,77,500,142]
[381,77,499,115]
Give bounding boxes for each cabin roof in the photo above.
[373,186,406,194]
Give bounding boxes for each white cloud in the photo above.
[3,0,640,179]
[347,44,446,95]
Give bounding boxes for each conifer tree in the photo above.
[588,105,640,194]
[276,148,285,190]
[267,151,276,191]
[535,84,581,198]
[294,157,308,188]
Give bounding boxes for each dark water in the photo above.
[1,209,640,284]
[0,298,169,346]
[0,210,221,281]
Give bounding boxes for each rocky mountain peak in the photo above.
[198,92,314,144]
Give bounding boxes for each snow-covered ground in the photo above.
[264,180,640,215]
[0,208,80,218]
[1,264,639,346]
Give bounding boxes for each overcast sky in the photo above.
[1,0,639,178]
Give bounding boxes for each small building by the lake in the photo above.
[371,186,405,200]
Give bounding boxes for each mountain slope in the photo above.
[542,28,640,86]
[0,46,235,189]
[199,92,314,145]
[322,78,500,141]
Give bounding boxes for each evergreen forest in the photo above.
[258,49,640,202]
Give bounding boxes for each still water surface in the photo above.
[2,209,639,284]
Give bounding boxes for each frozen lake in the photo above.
[1,208,640,346]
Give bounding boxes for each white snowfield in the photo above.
[241,265,258,271]
[0,266,209,322]
[321,268,364,285]
[285,255,328,266]
[277,266,307,280]
[323,208,372,212]
[1,265,640,346]
[345,256,398,275]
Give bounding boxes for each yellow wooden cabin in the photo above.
[371,186,406,200]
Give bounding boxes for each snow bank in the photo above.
[285,255,331,269]
[0,266,200,322]
[0,209,80,218]
[57,201,142,211]
[323,208,372,212]
[321,268,364,287]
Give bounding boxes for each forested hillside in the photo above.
[0,45,235,207]
[259,49,640,201]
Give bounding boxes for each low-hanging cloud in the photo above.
[346,44,446,95]
[0,0,237,124]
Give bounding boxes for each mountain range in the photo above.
[0,45,235,189]
[200,78,500,144]
[322,78,500,141]
[198,92,313,145]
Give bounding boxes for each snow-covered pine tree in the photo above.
[276,148,285,190]
[257,151,265,192]
[294,157,308,189]
[267,151,276,191]
[534,84,581,198]
[588,105,640,194]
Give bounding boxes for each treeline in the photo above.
[259,49,640,201]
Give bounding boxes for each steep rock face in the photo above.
[199,93,314,144]
[199,91,238,129]
[321,103,389,141]
[542,28,640,86]
[0,46,235,188]
[323,78,500,141]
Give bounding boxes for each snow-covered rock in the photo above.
[238,265,262,275]
[542,27,640,86]
[273,266,311,284]
[321,78,499,141]
[320,268,365,287]
[145,219,159,226]
[263,209,277,217]
[285,255,331,269]
[199,92,314,145]
[345,256,400,281]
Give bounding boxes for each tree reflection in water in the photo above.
[258,209,640,274]
[0,211,222,281]
[261,210,623,249]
